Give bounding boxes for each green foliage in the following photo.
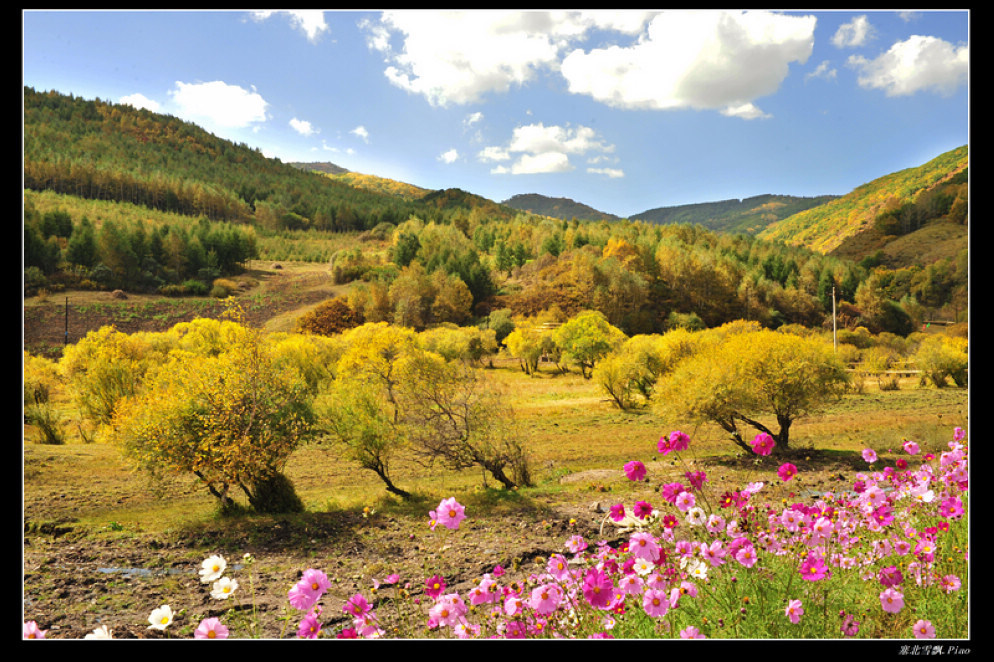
[552,310,627,379]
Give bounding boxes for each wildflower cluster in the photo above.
[24,428,967,639]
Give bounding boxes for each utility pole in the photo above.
[64,296,69,346]
[832,285,839,354]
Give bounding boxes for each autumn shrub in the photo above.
[915,335,968,387]
[295,297,364,336]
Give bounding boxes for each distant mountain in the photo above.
[631,194,839,236]
[758,145,968,258]
[502,193,619,222]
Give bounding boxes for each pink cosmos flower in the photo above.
[624,460,647,481]
[620,573,644,595]
[752,432,776,456]
[953,427,965,441]
[633,500,653,519]
[642,589,669,618]
[913,619,936,639]
[609,503,625,522]
[880,588,904,614]
[840,613,860,637]
[565,534,587,554]
[862,448,878,464]
[799,552,828,581]
[434,497,466,530]
[343,592,371,618]
[940,574,961,594]
[194,617,229,640]
[297,610,322,639]
[301,568,331,596]
[680,626,706,639]
[685,470,707,490]
[903,440,920,455]
[629,531,660,562]
[660,482,686,503]
[529,583,562,616]
[735,545,758,568]
[430,593,467,627]
[492,565,505,577]
[777,463,798,482]
[547,554,571,581]
[23,621,46,639]
[669,430,691,451]
[939,496,964,519]
[785,599,804,624]
[425,574,447,600]
[674,491,696,512]
[878,565,903,587]
[582,567,615,609]
[288,582,320,611]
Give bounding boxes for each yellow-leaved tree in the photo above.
[654,328,849,455]
[111,320,315,513]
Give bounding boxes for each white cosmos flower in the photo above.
[211,576,239,600]
[84,625,113,639]
[686,506,706,526]
[148,605,174,630]
[199,555,227,583]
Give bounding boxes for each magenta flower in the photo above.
[343,592,371,618]
[609,503,626,522]
[799,552,828,581]
[953,427,965,441]
[624,460,647,481]
[939,496,964,519]
[434,497,466,530]
[685,470,708,490]
[785,599,804,624]
[880,587,905,614]
[582,567,615,609]
[752,432,775,456]
[633,500,653,519]
[425,574,447,600]
[669,430,690,452]
[194,617,229,640]
[913,619,936,639]
[297,610,322,639]
[903,439,920,455]
[878,565,903,587]
[777,463,798,482]
[547,554,571,581]
[680,626,706,639]
[660,482,686,503]
[840,613,860,637]
[862,448,878,464]
[940,574,962,594]
[642,588,669,618]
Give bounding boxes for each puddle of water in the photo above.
[98,563,243,578]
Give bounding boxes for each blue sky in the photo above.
[23,10,969,217]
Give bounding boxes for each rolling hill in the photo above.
[502,193,620,222]
[631,193,838,235]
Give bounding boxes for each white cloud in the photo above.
[439,148,459,164]
[362,10,656,107]
[486,122,615,175]
[119,93,160,112]
[805,60,837,82]
[847,35,968,97]
[559,10,815,117]
[350,125,370,143]
[251,10,328,43]
[289,117,317,136]
[832,15,875,48]
[464,112,483,127]
[720,103,771,120]
[587,167,624,179]
[168,81,268,129]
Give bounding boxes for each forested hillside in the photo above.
[502,193,620,222]
[632,194,839,235]
[23,87,967,338]
[758,145,968,255]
